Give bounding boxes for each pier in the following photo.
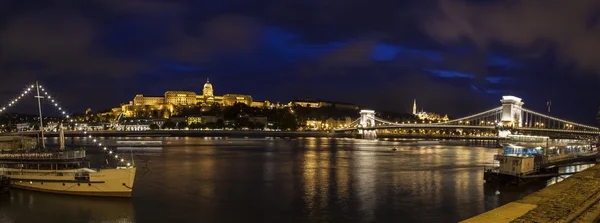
[463,163,600,222]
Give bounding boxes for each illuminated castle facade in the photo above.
[116,79,269,118]
[412,99,449,122]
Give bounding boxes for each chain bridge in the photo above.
[333,96,599,140]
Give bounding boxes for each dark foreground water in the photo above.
[0,137,591,223]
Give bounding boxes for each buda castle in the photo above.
[115,79,271,118]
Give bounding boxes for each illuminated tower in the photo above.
[203,78,214,97]
[413,99,417,115]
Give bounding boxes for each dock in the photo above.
[463,163,600,222]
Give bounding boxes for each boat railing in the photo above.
[0,151,86,160]
[484,166,500,173]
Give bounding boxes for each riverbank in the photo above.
[462,163,600,222]
[3,130,499,140]
[6,130,339,138]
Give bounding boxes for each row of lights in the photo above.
[0,86,34,114]
[523,109,598,130]
[38,85,70,119]
[39,84,133,167]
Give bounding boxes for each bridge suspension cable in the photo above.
[372,116,400,126]
[435,107,503,125]
[518,107,598,131]
[347,118,361,127]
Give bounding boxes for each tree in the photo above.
[205,122,217,129]
[177,121,188,129]
[189,122,204,130]
[162,120,176,129]
[149,124,160,130]
[216,119,225,129]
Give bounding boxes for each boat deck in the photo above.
[0,150,88,164]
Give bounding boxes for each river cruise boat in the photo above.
[0,133,136,197]
[484,134,597,185]
[0,82,135,197]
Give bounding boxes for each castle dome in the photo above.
[203,78,214,97]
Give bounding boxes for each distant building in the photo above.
[305,120,322,129]
[290,99,359,110]
[117,79,269,118]
[325,117,352,129]
[251,101,271,108]
[412,99,449,122]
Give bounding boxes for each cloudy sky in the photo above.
[1,0,600,124]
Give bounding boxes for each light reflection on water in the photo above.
[1,137,591,222]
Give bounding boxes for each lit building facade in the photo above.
[134,95,164,106]
[223,94,253,106]
[412,99,449,122]
[164,91,197,106]
[118,79,264,118]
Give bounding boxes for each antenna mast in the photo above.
[35,81,45,149]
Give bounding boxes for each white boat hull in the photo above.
[1,167,136,197]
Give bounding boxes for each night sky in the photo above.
[1,0,600,124]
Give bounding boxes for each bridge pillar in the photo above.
[499,96,524,137]
[359,110,377,139]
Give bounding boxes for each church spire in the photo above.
[413,99,417,115]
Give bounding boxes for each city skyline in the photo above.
[1,1,600,125]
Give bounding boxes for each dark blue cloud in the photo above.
[371,43,444,62]
[425,69,475,79]
[488,55,521,68]
[485,76,514,84]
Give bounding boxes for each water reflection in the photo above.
[0,190,134,223]
[1,137,568,222]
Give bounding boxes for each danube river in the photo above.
[0,137,590,222]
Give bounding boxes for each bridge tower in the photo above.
[358,110,377,139]
[499,96,524,137]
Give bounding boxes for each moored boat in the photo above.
[484,134,597,185]
[0,82,136,197]
[0,135,136,197]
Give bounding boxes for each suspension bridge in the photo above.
[333,96,600,140]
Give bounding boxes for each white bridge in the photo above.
[334,96,600,140]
